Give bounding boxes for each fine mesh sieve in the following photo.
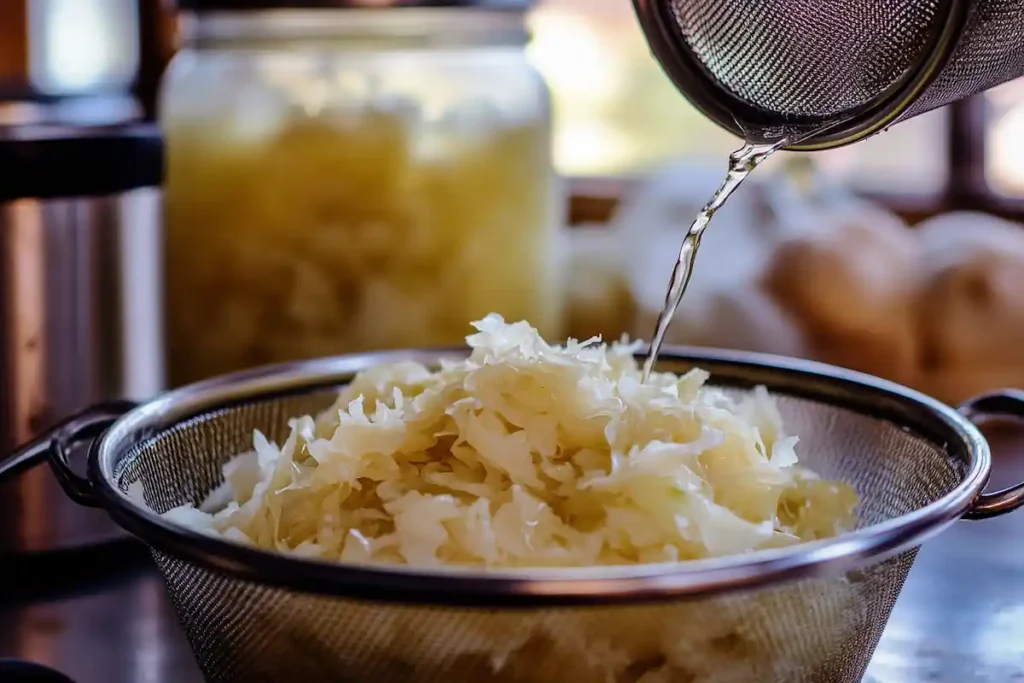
[3,348,1024,683]
[634,0,1024,148]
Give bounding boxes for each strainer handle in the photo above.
[0,401,137,508]
[959,389,1024,521]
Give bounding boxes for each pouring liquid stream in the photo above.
[641,138,789,381]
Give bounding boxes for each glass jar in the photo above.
[161,1,563,387]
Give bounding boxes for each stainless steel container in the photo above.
[0,121,164,554]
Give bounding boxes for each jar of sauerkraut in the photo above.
[161,0,563,387]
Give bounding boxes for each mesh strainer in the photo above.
[634,0,1024,148]
[3,348,1024,683]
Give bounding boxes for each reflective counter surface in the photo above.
[2,428,1022,683]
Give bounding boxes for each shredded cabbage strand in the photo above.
[163,314,858,567]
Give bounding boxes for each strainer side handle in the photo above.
[959,389,1024,521]
[0,401,137,508]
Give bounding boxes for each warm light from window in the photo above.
[527,6,635,175]
[526,10,624,110]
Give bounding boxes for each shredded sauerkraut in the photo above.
[163,314,857,567]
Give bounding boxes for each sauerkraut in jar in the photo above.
[161,4,563,387]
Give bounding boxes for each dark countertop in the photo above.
[3,430,1023,683]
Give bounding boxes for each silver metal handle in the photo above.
[0,401,136,508]
[958,389,1024,520]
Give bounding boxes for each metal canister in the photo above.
[0,121,164,554]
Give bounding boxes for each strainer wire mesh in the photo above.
[670,0,944,118]
[107,365,968,683]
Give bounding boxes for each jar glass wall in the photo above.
[162,8,563,387]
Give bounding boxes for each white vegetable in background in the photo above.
[614,157,823,357]
[615,159,778,308]
[163,315,857,568]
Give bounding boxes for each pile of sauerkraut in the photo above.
[163,314,857,567]
[163,66,561,387]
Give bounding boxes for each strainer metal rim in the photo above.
[632,0,972,150]
[77,346,995,607]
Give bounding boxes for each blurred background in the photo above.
[3,0,1024,462]
[0,4,1023,679]
[1,5,1023,682]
